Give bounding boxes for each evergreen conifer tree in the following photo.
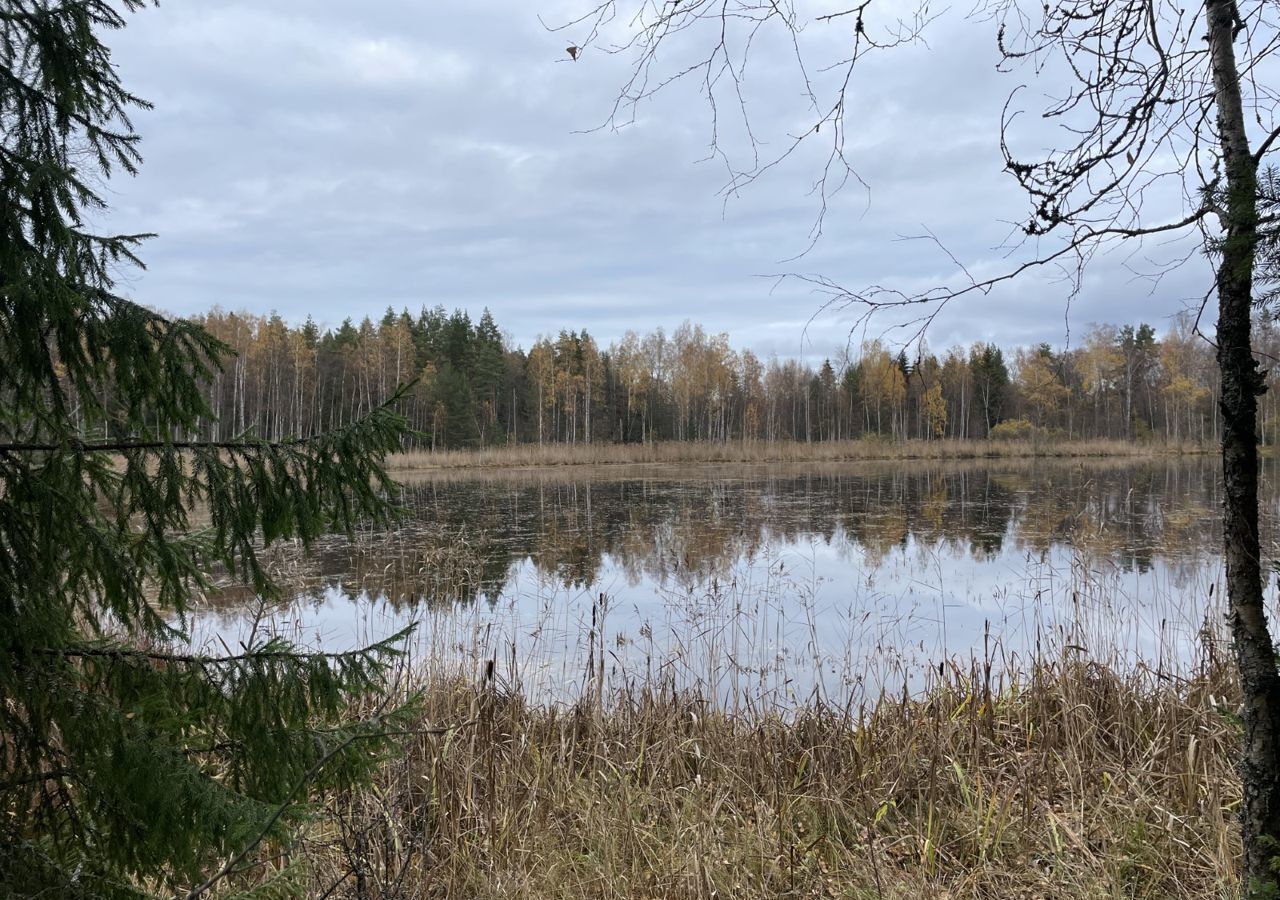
[1,4,417,896]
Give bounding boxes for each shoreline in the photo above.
[388,437,1210,473]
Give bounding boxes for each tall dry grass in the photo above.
[390,438,1206,472]
[284,646,1240,899]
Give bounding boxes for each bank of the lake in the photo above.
[295,651,1240,899]
[388,438,1209,472]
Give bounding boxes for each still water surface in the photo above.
[195,457,1280,702]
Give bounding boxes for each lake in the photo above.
[193,456,1277,705]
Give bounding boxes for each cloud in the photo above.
[340,39,472,87]
[106,2,1220,359]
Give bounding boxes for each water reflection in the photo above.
[194,457,1271,701]
[204,458,1237,610]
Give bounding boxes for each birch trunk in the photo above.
[1207,1,1280,892]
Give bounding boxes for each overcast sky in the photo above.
[107,1,1220,361]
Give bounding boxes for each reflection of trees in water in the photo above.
[1007,463,1224,574]
[206,459,1248,611]
[195,523,505,617]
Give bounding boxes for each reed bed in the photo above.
[389,439,1204,472]
[292,649,1240,899]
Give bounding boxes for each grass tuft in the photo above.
[296,650,1240,898]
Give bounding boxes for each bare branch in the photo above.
[554,1,937,253]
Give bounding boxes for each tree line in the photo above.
[186,305,1280,448]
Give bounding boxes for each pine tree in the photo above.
[1,4,418,897]
[968,344,1010,436]
[473,309,506,443]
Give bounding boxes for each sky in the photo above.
[105,1,1224,362]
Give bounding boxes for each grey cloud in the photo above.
[108,1,1215,358]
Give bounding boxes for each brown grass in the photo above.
[389,439,1207,472]
[295,652,1240,899]
[236,451,1232,898]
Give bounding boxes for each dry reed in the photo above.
[283,645,1240,899]
[390,439,1205,473]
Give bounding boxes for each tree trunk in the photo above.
[1207,1,1280,893]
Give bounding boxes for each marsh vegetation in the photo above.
[386,437,1189,472]
[188,457,1266,896]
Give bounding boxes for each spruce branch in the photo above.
[182,711,474,900]
[33,625,416,667]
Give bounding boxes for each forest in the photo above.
[188,304,1258,449]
